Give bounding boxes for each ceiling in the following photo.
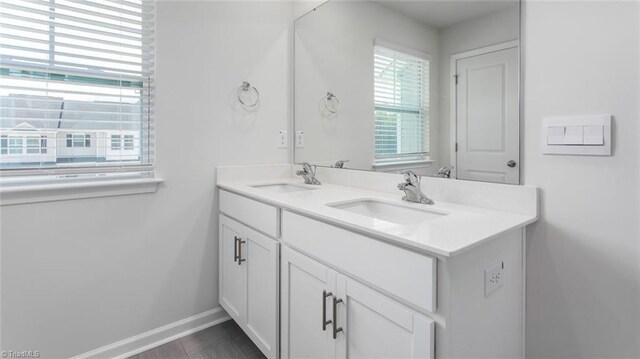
[374,0,518,29]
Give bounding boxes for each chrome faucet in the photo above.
[296,162,321,185]
[435,166,454,178]
[397,171,434,205]
[333,160,349,168]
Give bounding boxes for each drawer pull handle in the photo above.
[333,296,343,339]
[233,236,240,262]
[322,290,333,331]
[237,239,246,265]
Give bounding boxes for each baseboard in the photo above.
[71,307,231,359]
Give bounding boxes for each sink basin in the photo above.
[327,199,447,225]
[251,183,314,193]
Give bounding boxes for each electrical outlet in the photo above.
[278,130,288,148]
[484,262,504,297]
[295,131,305,148]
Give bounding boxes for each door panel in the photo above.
[281,247,336,359]
[456,45,519,184]
[245,229,279,359]
[219,215,246,323]
[336,275,434,359]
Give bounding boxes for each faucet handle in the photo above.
[398,170,420,185]
[297,162,314,174]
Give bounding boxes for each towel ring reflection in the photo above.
[237,81,260,107]
[324,92,340,114]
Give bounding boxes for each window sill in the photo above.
[372,159,434,168]
[0,177,164,206]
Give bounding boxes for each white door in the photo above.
[244,227,279,359]
[281,247,337,359]
[455,45,519,184]
[219,215,246,323]
[335,275,434,359]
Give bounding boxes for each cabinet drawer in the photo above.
[282,211,436,313]
[219,190,280,238]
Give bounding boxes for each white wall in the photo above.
[293,0,323,19]
[437,5,519,171]
[523,1,640,358]
[294,1,439,172]
[0,1,292,357]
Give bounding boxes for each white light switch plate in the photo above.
[542,115,611,156]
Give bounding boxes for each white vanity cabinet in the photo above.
[281,247,337,359]
[219,212,279,359]
[281,246,434,359]
[217,181,532,359]
[335,275,434,359]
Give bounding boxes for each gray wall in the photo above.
[523,1,640,357]
[0,2,292,357]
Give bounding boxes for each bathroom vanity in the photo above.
[217,164,537,359]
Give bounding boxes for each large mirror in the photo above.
[294,0,521,184]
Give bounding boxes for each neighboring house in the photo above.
[0,94,142,168]
[0,122,57,165]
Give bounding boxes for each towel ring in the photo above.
[324,92,340,114]
[237,81,259,107]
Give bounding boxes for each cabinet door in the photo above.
[335,275,434,359]
[243,227,279,359]
[219,215,246,323]
[281,247,337,359]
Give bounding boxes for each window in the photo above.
[111,135,122,150]
[1,134,49,156]
[8,138,23,154]
[0,0,155,177]
[374,44,429,163]
[124,135,135,150]
[40,136,47,154]
[66,134,91,148]
[110,134,135,151]
[26,137,40,154]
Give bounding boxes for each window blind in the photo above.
[374,45,429,163]
[0,0,155,177]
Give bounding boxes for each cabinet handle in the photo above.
[332,296,343,339]
[322,290,333,331]
[233,236,240,263]
[237,239,246,265]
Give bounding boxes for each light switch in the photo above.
[563,126,583,145]
[583,125,604,145]
[542,115,611,156]
[547,126,565,145]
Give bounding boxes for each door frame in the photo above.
[448,39,520,180]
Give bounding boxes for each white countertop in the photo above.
[217,176,538,258]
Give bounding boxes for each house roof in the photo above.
[1,94,143,131]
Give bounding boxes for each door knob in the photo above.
[507,160,517,168]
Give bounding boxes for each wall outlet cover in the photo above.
[295,131,305,148]
[278,130,288,148]
[485,262,504,297]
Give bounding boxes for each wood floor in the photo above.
[129,320,266,359]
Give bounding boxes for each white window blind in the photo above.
[0,0,155,178]
[374,45,429,163]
